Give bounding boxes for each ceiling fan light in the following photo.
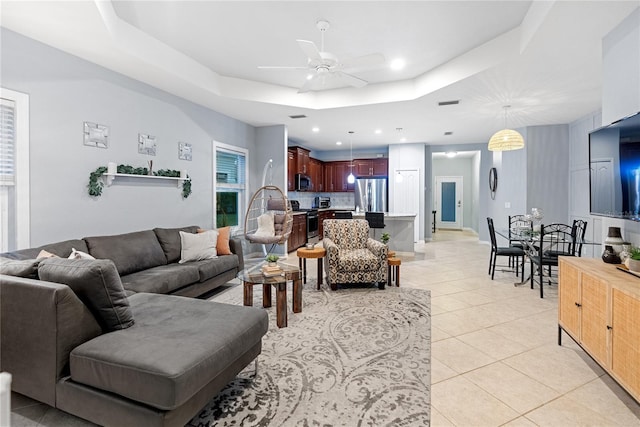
[488,129,524,151]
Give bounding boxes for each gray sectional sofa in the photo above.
[0,226,268,427]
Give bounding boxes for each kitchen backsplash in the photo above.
[288,192,354,210]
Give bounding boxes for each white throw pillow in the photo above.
[68,248,95,260]
[179,230,218,263]
[254,212,275,237]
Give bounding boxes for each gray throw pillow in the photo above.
[0,257,40,279]
[38,258,135,332]
[153,225,199,263]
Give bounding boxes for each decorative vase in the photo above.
[627,258,640,273]
[604,227,624,254]
[602,245,621,264]
[268,262,278,268]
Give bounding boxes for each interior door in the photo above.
[434,176,463,230]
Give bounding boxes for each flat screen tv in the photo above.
[589,111,640,221]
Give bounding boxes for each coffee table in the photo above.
[237,263,302,328]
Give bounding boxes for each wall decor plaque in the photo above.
[178,142,192,161]
[138,133,156,156]
[83,122,109,148]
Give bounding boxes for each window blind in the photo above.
[0,99,16,185]
[216,150,246,185]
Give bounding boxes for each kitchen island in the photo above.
[330,209,417,253]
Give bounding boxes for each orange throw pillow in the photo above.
[216,226,232,255]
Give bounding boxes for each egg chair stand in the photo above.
[244,185,293,257]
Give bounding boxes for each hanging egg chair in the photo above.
[244,185,293,252]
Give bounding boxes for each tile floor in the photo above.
[9,230,640,426]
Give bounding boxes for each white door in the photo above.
[393,169,419,242]
[434,176,463,230]
[590,158,614,215]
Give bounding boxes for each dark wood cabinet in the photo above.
[309,158,323,192]
[322,161,354,192]
[318,210,334,240]
[354,158,388,177]
[287,149,296,191]
[292,147,310,175]
[289,213,307,251]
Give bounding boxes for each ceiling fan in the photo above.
[258,20,385,93]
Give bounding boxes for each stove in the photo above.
[289,201,318,240]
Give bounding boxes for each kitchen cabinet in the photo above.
[287,149,296,191]
[289,213,307,251]
[290,147,310,175]
[324,163,335,192]
[318,210,334,239]
[558,257,640,402]
[309,158,323,192]
[329,161,354,192]
[354,158,388,177]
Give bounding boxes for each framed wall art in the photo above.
[178,142,192,161]
[138,133,156,156]
[83,122,109,148]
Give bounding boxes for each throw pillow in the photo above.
[38,258,135,332]
[216,226,232,255]
[37,249,59,259]
[68,248,95,260]
[179,230,218,263]
[0,257,40,279]
[254,213,275,237]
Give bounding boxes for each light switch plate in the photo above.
[505,202,511,208]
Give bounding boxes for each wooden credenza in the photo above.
[558,257,640,403]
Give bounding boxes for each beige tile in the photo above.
[457,329,529,360]
[525,395,619,426]
[503,344,603,394]
[10,392,41,410]
[432,376,519,426]
[431,325,452,342]
[464,362,559,413]
[564,376,640,425]
[11,404,48,427]
[502,416,539,427]
[432,294,473,312]
[431,356,459,384]
[432,337,496,374]
[430,406,455,427]
[432,311,486,336]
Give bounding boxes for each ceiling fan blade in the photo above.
[336,71,368,88]
[296,39,322,62]
[340,53,385,70]
[298,74,319,93]
[257,66,308,69]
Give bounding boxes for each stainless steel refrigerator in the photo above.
[355,177,388,212]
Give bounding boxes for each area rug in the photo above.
[187,281,431,426]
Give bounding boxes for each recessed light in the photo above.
[336,141,342,145]
[306,74,314,80]
[446,151,457,158]
[312,127,319,133]
[390,58,405,70]
[375,129,382,134]
[400,137,407,142]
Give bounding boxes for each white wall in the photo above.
[1,29,257,247]
[389,144,425,240]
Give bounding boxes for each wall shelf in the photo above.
[102,173,185,188]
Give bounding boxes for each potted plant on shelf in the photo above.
[625,247,640,273]
[265,254,279,267]
[380,232,390,245]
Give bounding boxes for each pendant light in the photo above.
[488,105,524,151]
[347,131,355,184]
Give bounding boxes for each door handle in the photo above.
[457,200,461,207]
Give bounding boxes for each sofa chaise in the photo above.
[0,226,268,427]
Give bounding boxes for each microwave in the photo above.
[295,173,311,191]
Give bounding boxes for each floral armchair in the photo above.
[322,219,388,290]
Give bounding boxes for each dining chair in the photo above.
[487,217,525,280]
[527,223,575,298]
[508,214,531,267]
[571,219,588,257]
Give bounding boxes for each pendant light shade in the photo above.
[347,131,355,183]
[488,106,524,151]
[488,129,525,151]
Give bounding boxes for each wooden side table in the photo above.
[297,246,326,290]
[388,257,401,287]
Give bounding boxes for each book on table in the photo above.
[261,264,283,277]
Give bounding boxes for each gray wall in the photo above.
[1,29,257,247]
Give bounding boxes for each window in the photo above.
[214,141,248,232]
[0,88,29,251]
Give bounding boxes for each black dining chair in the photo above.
[527,223,575,298]
[508,214,531,267]
[487,217,525,280]
[335,211,353,219]
[571,219,588,257]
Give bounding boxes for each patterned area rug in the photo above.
[188,280,431,426]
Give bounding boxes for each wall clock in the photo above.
[489,167,498,200]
